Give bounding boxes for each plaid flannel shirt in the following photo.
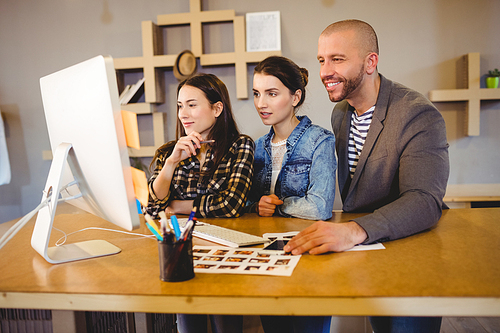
[143,135,254,218]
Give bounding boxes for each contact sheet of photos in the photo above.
[192,246,301,276]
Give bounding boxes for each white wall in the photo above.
[1,0,499,223]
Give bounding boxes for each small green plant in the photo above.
[488,68,500,77]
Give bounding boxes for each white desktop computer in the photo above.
[32,55,141,264]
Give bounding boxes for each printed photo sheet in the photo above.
[192,246,301,277]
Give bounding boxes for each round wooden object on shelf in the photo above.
[174,50,197,81]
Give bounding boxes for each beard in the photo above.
[327,64,365,103]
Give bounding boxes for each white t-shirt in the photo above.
[270,137,287,194]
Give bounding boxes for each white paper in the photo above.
[0,111,11,186]
[192,246,301,276]
[263,231,385,252]
[246,11,281,52]
[346,243,385,251]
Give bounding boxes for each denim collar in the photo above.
[264,115,312,149]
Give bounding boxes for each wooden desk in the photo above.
[444,183,500,208]
[0,208,499,317]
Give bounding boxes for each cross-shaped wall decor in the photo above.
[114,0,282,102]
[429,53,500,136]
[114,21,174,104]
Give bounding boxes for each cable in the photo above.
[54,227,155,247]
[0,181,76,250]
[0,180,152,251]
[0,197,50,250]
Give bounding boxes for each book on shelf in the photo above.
[119,77,145,105]
[119,85,131,103]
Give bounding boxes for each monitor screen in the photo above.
[32,55,140,264]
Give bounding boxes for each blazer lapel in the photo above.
[345,74,391,201]
[337,106,353,202]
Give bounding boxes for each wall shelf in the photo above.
[112,0,282,158]
[429,53,500,136]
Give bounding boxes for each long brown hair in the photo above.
[151,73,240,177]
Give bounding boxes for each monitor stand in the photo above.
[31,143,121,264]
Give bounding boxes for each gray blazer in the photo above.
[331,74,449,243]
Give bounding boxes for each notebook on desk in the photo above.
[176,218,267,248]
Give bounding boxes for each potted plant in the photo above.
[486,68,500,88]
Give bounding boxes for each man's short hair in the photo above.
[321,19,379,56]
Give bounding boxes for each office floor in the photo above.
[242,316,500,333]
[441,317,500,333]
[1,311,500,332]
[241,316,372,333]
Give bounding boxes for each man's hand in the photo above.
[284,221,368,255]
[257,194,283,217]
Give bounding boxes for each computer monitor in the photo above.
[32,55,140,264]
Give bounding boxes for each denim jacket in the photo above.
[248,116,336,220]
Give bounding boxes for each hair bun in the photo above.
[300,67,309,87]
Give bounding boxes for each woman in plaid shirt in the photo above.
[144,75,253,332]
[143,73,254,221]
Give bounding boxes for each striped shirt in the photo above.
[348,106,375,178]
[144,135,255,218]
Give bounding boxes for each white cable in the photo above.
[0,181,75,250]
[0,197,50,250]
[0,181,151,251]
[60,193,82,201]
[54,227,155,246]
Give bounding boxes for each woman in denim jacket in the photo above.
[249,56,335,333]
[248,56,336,221]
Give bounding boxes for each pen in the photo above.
[182,217,197,241]
[180,207,197,240]
[188,218,197,239]
[187,207,196,222]
[180,221,192,240]
[170,215,181,240]
[200,140,215,144]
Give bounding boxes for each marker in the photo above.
[144,214,163,241]
[170,215,181,240]
[144,214,162,234]
[145,221,164,241]
[158,211,171,234]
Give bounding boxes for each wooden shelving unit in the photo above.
[429,53,500,136]
[112,0,282,158]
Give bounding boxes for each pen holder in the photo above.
[158,239,195,282]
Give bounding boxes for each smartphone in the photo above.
[263,239,289,251]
